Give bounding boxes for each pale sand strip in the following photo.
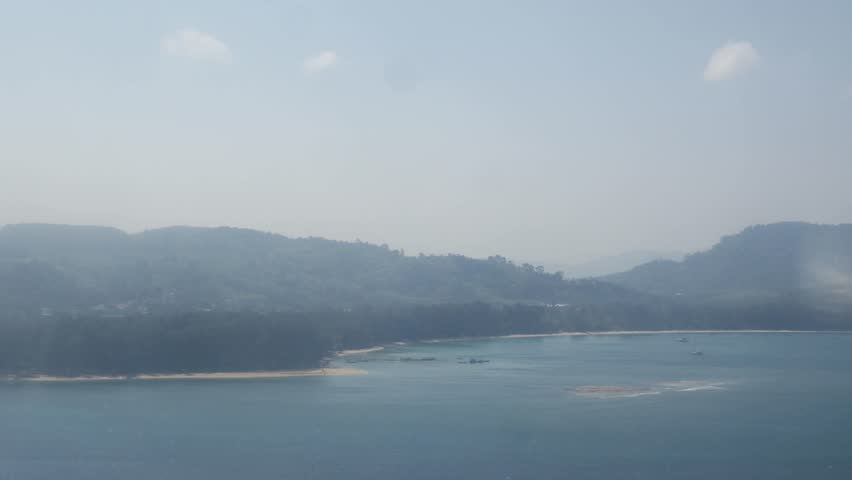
[337,346,384,356]
[9,368,366,383]
[7,330,849,382]
[425,329,851,343]
[504,329,848,338]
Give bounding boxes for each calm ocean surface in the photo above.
[2,332,852,479]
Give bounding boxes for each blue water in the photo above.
[2,333,852,479]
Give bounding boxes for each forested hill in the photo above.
[4,222,852,376]
[606,222,852,301]
[0,224,637,316]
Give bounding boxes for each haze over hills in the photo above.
[540,250,684,278]
[3,221,852,376]
[607,222,852,303]
[3,221,852,323]
[0,223,634,317]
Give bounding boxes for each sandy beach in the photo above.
[6,368,366,383]
[6,330,846,383]
[503,329,847,338]
[425,329,850,343]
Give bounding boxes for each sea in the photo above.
[2,332,852,479]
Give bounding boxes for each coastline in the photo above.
[502,329,849,338]
[422,329,851,343]
[5,367,366,383]
[5,330,847,383]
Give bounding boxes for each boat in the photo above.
[399,357,436,362]
[688,337,702,355]
[456,357,490,364]
[676,337,688,342]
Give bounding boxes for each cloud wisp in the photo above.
[703,41,759,81]
[303,51,338,73]
[161,28,232,64]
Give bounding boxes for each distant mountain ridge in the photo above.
[3,222,852,377]
[606,222,852,302]
[0,224,637,317]
[543,250,684,278]
[5,221,852,320]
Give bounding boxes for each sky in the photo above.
[1,0,851,266]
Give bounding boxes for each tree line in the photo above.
[2,299,848,377]
[0,224,639,315]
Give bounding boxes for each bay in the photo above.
[2,332,852,479]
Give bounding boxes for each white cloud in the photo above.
[161,28,232,64]
[303,51,337,73]
[703,41,759,81]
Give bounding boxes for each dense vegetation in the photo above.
[0,224,637,318]
[2,300,849,377]
[2,221,852,377]
[607,222,852,303]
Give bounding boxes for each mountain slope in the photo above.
[0,224,639,315]
[544,250,684,278]
[607,222,852,301]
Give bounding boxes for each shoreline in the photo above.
[5,330,847,383]
[5,367,366,383]
[502,329,850,338]
[422,329,852,344]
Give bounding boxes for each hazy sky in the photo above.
[2,1,851,264]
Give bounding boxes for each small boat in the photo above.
[676,337,688,343]
[688,337,702,355]
[399,356,436,362]
[456,357,490,364]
